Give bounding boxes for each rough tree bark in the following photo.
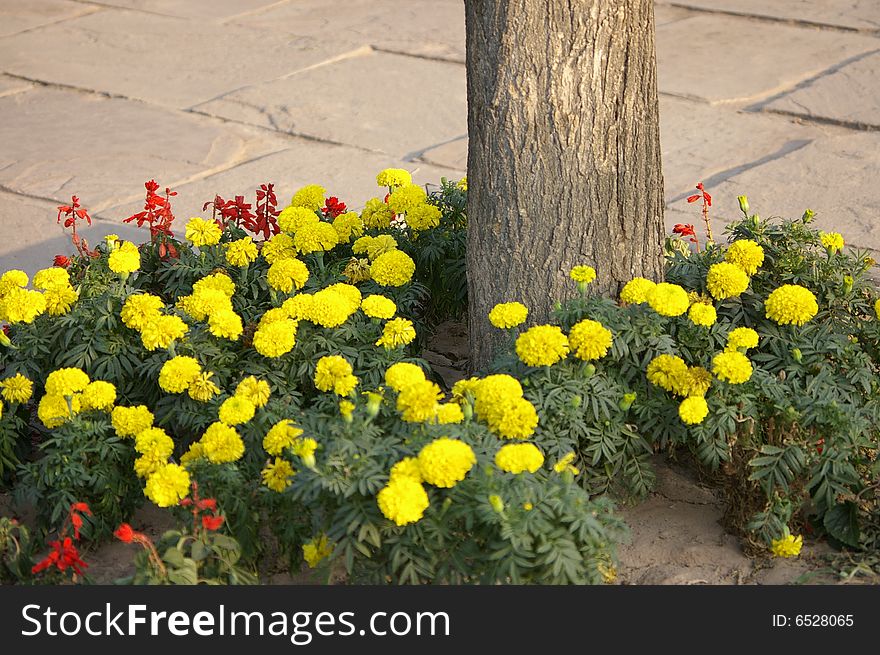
[465,0,665,371]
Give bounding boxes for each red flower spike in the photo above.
[196,498,217,512]
[31,538,89,577]
[53,255,71,268]
[114,524,135,544]
[322,196,347,219]
[202,515,224,531]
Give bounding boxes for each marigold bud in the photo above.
[737,195,750,216]
[488,494,505,514]
[619,392,636,411]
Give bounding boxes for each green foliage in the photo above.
[0,517,34,583]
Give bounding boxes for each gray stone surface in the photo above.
[0,75,32,99]
[656,14,879,103]
[0,9,365,108]
[194,49,467,158]
[661,0,880,31]
[0,0,98,37]
[762,51,880,128]
[80,0,290,20]
[0,87,287,212]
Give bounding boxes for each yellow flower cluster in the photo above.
[122,291,188,351]
[570,265,596,284]
[354,234,397,260]
[770,533,803,558]
[646,355,690,396]
[488,302,528,329]
[376,168,412,188]
[200,422,245,464]
[0,373,32,404]
[725,240,764,275]
[819,232,844,253]
[262,233,296,263]
[377,476,429,526]
[620,277,656,304]
[262,458,295,492]
[396,379,443,422]
[218,396,256,425]
[515,325,569,367]
[688,302,717,327]
[236,376,271,407]
[0,270,48,324]
[647,282,689,316]
[184,217,222,247]
[495,442,544,474]
[405,203,441,231]
[225,237,258,267]
[370,249,416,287]
[34,267,78,316]
[108,241,140,275]
[361,294,396,319]
[290,184,326,211]
[262,419,305,456]
[111,405,154,438]
[302,534,333,568]
[293,220,339,255]
[278,206,319,234]
[417,438,476,488]
[471,374,539,439]
[376,317,416,349]
[678,396,709,425]
[308,284,362,327]
[332,212,364,241]
[764,285,818,326]
[314,355,358,396]
[384,362,426,392]
[361,198,395,229]
[387,184,427,214]
[712,351,753,384]
[706,262,749,300]
[144,463,190,508]
[568,319,613,361]
[267,257,310,293]
[726,327,759,352]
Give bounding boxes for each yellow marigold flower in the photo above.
[684,366,712,397]
[706,262,749,300]
[208,308,243,340]
[121,294,164,330]
[80,380,116,412]
[44,284,78,316]
[488,302,528,329]
[193,272,235,297]
[290,184,326,211]
[472,374,523,423]
[218,396,256,426]
[140,315,187,351]
[258,307,289,328]
[262,232,296,264]
[188,371,221,402]
[515,325,569,367]
[291,436,317,462]
[200,422,245,464]
[307,289,356,328]
[406,203,441,231]
[390,457,422,482]
[37,393,78,428]
[365,235,399,261]
[267,257,310,294]
[417,437,476,488]
[225,237,258,267]
[620,277,656,304]
[361,294,396,319]
[180,442,205,467]
[0,270,28,294]
[314,355,358,396]
[263,419,304,456]
[874,298,880,320]
[343,257,371,283]
[377,477,429,526]
[457,176,467,191]
[45,367,89,397]
[325,283,362,310]
[765,285,818,326]
[387,183,427,214]
[495,442,544,474]
[397,379,443,423]
[646,354,691,396]
[770,533,803,558]
[568,319,613,360]
[253,318,297,358]
[178,289,231,322]
[384,362,426,392]
[262,458,295,492]
[134,453,166,479]
[134,427,174,458]
[108,241,140,275]
[111,405,154,438]
[370,249,415,287]
[688,302,717,327]
[33,267,70,290]
[489,397,539,439]
[678,396,709,425]
[726,327,759,352]
[184,217,221,247]
[523,502,534,511]
[331,212,364,241]
[293,221,338,255]
[435,403,464,424]
[376,168,412,188]
[302,534,333,568]
[712,351,753,384]
[0,373,32,404]
[159,356,202,393]
[647,282,690,316]
[236,376,271,408]
[278,206,320,234]
[725,240,765,275]
[820,232,844,253]
[376,317,416,349]
[553,452,580,475]
[0,288,46,324]
[144,463,190,508]
[339,399,355,420]
[570,265,597,284]
[361,198,395,229]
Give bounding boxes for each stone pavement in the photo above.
[0,0,879,274]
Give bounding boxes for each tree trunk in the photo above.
[465,0,665,371]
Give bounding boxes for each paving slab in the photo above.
[0,9,365,108]
[654,4,695,26]
[78,0,289,20]
[656,14,879,103]
[762,51,880,129]
[660,0,880,31]
[194,49,467,159]
[230,0,466,63]
[0,87,287,212]
[666,132,880,252]
[418,136,467,171]
[0,0,99,37]
[99,140,465,225]
[0,75,32,99]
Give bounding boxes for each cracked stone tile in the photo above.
[0,190,143,276]
[656,15,879,104]
[0,75,33,99]
[230,0,466,63]
[99,141,464,225]
[666,132,880,252]
[654,4,694,26]
[76,0,289,20]
[194,49,467,158]
[417,137,467,171]
[660,96,821,199]
[0,9,364,108]
[659,0,880,31]
[761,51,880,129]
[0,87,287,212]
[0,0,99,37]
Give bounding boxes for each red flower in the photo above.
[196,497,217,512]
[816,438,825,455]
[53,255,71,268]
[114,523,135,544]
[31,537,88,576]
[56,196,92,229]
[322,196,347,218]
[69,502,92,540]
[687,182,712,207]
[202,515,224,531]
[673,223,698,244]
